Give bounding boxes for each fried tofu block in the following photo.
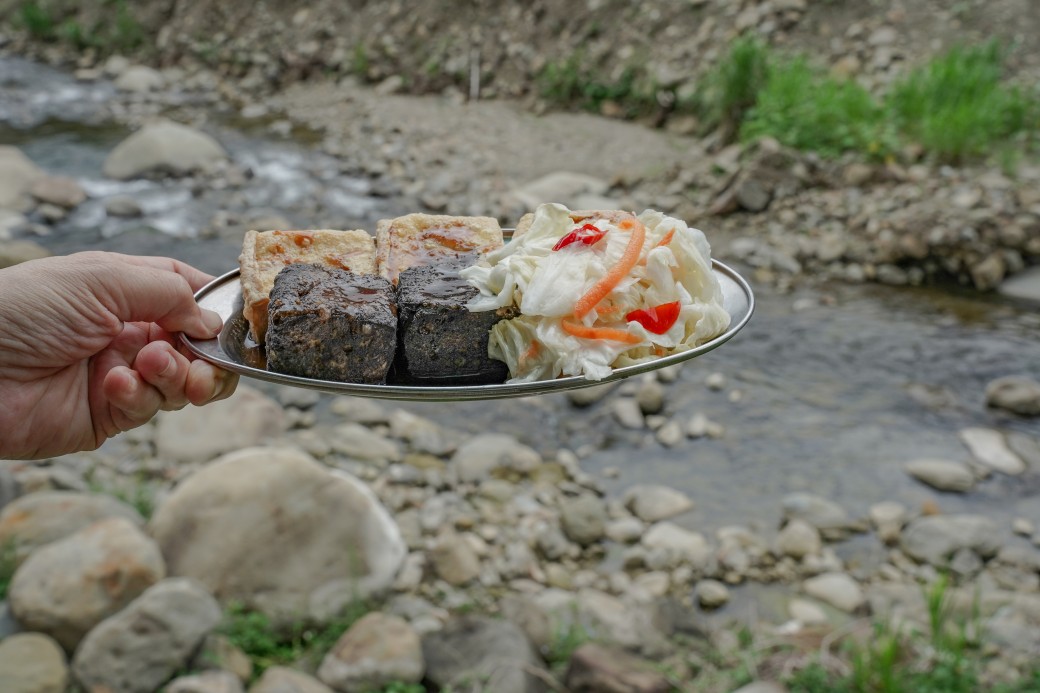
[266,264,396,384]
[375,213,503,284]
[393,263,516,383]
[239,229,376,344]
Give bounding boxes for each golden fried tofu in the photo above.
[239,229,376,343]
[375,213,503,283]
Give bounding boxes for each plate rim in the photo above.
[180,260,755,401]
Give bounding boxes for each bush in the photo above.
[702,36,771,132]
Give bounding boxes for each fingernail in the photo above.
[159,354,176,377]
[202,310,224,335]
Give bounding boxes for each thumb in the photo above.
[96,264,224,338]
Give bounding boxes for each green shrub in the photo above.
[888,41,1035,162]
[741,58,893,158]
[18,1,55,40]
[538,53,656,116]
[702,36,771,132]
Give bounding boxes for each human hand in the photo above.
[0,251,239,459]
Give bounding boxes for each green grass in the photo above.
[889,41,1035,162]
[537,52,658,117]
[0,540,17,599]
[18,1,54,40]
[702,36,771,133]
[16,0,144,53]
[544,616,592,672]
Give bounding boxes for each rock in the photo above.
[155,385,287,463]
[904,459,976,492]
[999,267,1040,303]
[731,683,788,693]
[428,533,481,586]
[0,633,67,693]
[0,467,20,512]
[900,514,1001,566]
[576,589,669,655]
[776,519,822,559]
[656,421,684,447]
[166,671,244,693]
[564,643,670,693]
[104,195,143,218]
[9,517,164,650]
[0,210,29,239]
[509,171,610,212]
[0,490,143,561]
[252,667,334,693]
[781,493,856,538]
[115,65,165,92]
[788,598,827,625]
[636,380,665,415]
[103,119,228,180]
[103,55,131,77]
[0,239,49,269]
[0,146,45,211]
[500,595,552,651]
[450,433,541,483]
[560,494,608,546]
[868,501,907,544]
[317,612,424,690]
[36,202,65,223]
[567,382,617,407]
[624,485,694,522]
[606,517,645,544]
[641,522,713,570]
[329,423,402,463]
[986,376,1040,416]
[1013,518,1036,537]
[695,579,730,609]
[958,428,1025,475]
[72,578,221,693]
[611,398,645,429]
[29,176,85,209]
[802,573,865,613]
[422,616,545,693]
[193,634,253,683]
[149,447,405,622]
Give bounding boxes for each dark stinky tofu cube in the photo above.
[266,263,396,384]
[393,264,515,384]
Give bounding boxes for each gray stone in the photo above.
[428,533,481,586]
[776,519,821,559]
[72,578,221,693]
[0,239,49,268]
[560,494,608,546]
[900,514,1001,566]
[103,119,228,180]
[624,485,693,522]
[999,267,1040,303]
[9,517,165,650]
[450,433,541,483]
[388,410,454,456]
[904,458,976,492]
[0,633,67,693]
[166,670,244,693]
[104,195,143,218]
[606,517,645,544]
[103,54,130,77]
[959,428,1025,475]
[635,380,665,415]
[329,423,402,463]
[500,594,552,651]
[36,202,66,222]
[423,616,545,693]
[868,501,907,544]
[251,667,334,693]
[115,65,165,92]
[29,176,85,209]
[641,522,713,570]
[155,385,287,464]
[149,447,405,623]
[788,598,828,625]
[317,612,423,690]
[986,376,1040,416]
[781,493,855,537]
[0,490,143,561]
[611,398,645,429]
[803,573,865,613]
[193,634,253,683]
[695,579,730,609]
[575,589,669,656]
[564,643,670,693]
[0,146,45,211]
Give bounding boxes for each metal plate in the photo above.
[180,260,754,401]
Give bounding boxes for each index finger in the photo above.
[111,254,215,292]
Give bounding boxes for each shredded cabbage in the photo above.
[462,203,730,382]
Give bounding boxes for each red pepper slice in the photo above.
[625,301,682,335]
[553,223,607,251]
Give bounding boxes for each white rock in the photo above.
[900,514,1001,566]
[450,433,540,483]
[103,119,228,180]
[788,598,828,625]
[959,428,1025,475]
[30,175,86,208]
[624,485,694,522]
[605,517,645,544]
[611,398,645,429]
[904,458,975,492]
[0,633,67,693]
[695,579,730,608]
[252,668,334,693]
[329,423,402,462]
[986,376,1040,416]
[103,54,131,77]
[705,372,727,390]
[868,501,907,544]
[803,573,865,613]
[656,420,684,447]
[1013,518,1036,537]
[781,493,854,536]
[776,519,822,559]
[115,65,165,92]
[165,670,243,693]
[642,522,713,569]
[635,379,665,415]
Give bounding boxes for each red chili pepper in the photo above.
[625,301,682,335]
[552,223,607,251]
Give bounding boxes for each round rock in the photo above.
[317,612,424,691]
[148,447,405,623]
[9,517,165,650]
[802,573,865,613]
[986,376,1040,416]
[776,519,822,559]
[0,633,67,693]
[560,494,608,546]
[450,433,540,483]
[904,458,975,492]
[422,616,545,693]
[624,485,694,522]
[29,176,86,209]
[695,579,730,609]
[103,119,228,180]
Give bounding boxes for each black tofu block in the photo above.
[393,264,515,384]
[266,263,396,384]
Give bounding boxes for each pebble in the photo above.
[959,428,1026,475]
[611,398,646,429]
[656,420,685,447]
[1013,518,1036,537]
[252,667,335,693]
[900,514,1001,566]
[776,519,822,559]
[986,376,1040,417]
[788,598,828,625]
[318,613,424,691]
[559,494,608,546]
[0,632,68,693]
[636,379,665,415]
[904,458,976,492]
[605,517,645,544]
[428,533,481,586]
[567,382,617,407]
[104,195,143,217]
[687,413,724,438]
[695,579,730,608]
[705,372,727,390]
[624,485,694,522]
[802,572,865,613]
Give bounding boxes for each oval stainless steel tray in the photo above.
[181,260,754,401]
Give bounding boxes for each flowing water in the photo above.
[4,56,1039,540]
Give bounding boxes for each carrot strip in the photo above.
[519,340,540,365]
[573,217,646,319]
[561,319,642,345]
[655,229,675,248]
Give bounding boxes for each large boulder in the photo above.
[8,517,165,650]
[0,633,67,693]
[422,616,546,693]
[148,447,405,623]
[0,490,143,562]
[72,578,221,693]
[0,146,45,211]
[103,119,228,180]
[154,384,287,464]
[317,612,424,691]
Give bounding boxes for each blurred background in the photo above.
[0,1,1039,692]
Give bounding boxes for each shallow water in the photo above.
[4,56,1039,541]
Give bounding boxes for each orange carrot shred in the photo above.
[561,319,642,345]
[573,216,646,319]
[519,340,540,365]
[655,229,675,248]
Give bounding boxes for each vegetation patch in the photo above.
[538,52,658,118]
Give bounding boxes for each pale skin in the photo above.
[0,251,239,460]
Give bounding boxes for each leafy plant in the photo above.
[703,35,771,135]
[18,1,55,40]
[544,615,591,671]
[537,52,657,117]
[0,540,17,599]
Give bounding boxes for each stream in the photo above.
[4,55,1039,543]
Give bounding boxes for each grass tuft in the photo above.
[18,1,55,40]
[703,36,771,133]
[538,52,658,117]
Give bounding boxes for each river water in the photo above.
[4,56,1039,540]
